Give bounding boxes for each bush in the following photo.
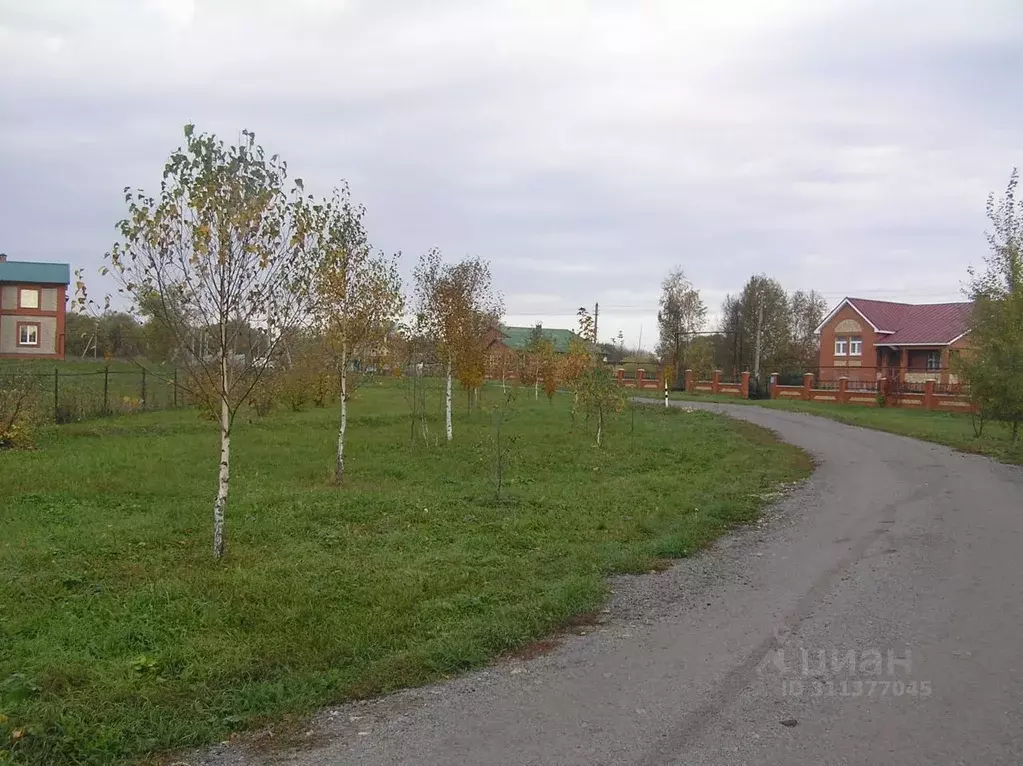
[279,366,312,412]
[0,371,46,449]
[248,373,278,417]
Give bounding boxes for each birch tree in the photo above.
[787,289,827,371]
[525,323,545,400]
[569,307,624,443]
[538,337,559,402]
[414,251,502,441]
[106,125,316,559]
[656,268,706,385]
[957,168,1023,446]
[313,186,404,484]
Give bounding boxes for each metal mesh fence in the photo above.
[1,366,187,424]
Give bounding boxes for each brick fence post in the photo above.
[802,372,814,401]
[740,371,750,398]
[712,369,721,394]
[839,376,849,404]
[684,369,693,392]
[616,368,625,386]
[769,373,778,399]
[637,368,645,390]
[924,378,936,410]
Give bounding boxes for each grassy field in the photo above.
[663,391,1022,464]
[1,380,810,764]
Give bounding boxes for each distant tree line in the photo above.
[654,269,826,387]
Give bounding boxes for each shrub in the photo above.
[249,373,278,417]
[0,371,46,449]
[279,366,312,412]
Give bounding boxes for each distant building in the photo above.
[483,324,580,380]
[816,297,971,384]
[0,255,71,360]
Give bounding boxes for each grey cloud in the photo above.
[1,0,1021,343]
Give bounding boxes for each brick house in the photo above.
[816,297,971,384]
[0,255,71,360]
[484,324,579,379]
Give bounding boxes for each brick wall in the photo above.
[819,304,878,382]
[769,373,975,412]
[615,367,664,390]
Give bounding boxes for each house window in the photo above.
[834,338,847,355]
[926,351,941,371]
[849,337,862,356]
[17,323,39,347]
[18,287,40,310]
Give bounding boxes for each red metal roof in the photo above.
[846,298,971,345]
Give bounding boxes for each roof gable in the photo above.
[0,260,71,285]
[846,298,912,333]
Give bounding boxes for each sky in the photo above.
[1,0,1021,346]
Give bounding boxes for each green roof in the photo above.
[500,325,578,353]
[0,259,70,285]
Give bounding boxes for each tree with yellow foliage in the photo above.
[414,251,502,441]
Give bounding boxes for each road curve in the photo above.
[200,401,1023,766]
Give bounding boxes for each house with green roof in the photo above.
[0,254,71,359]
[495,325,579,353]
[483,324,582,381]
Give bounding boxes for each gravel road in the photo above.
[197,401,1023,765]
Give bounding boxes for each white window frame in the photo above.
[18,324,39,346]
[849,336,862,356]
[926,351,941,371]
[834,338,847,356]
[18,287,40,310]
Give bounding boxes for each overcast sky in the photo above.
[2,0,1021,345]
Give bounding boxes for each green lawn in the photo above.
[662,391,1022,464]
[0,381,810,764]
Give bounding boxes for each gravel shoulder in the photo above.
[193,401,1023,766]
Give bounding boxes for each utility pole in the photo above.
[753,286,764,385]
[593,302,599,344]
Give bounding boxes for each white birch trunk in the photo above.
[337,343,348,484]
[445,358,453,442]
[596,406,603,447]
[213,391,230,559]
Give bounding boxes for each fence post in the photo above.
[103,365,110,416]
[802,372,814,401]
[53,368,59,423]
[664,372,668,408]
[769,373,778,399]
[616,368,625,386]
[173,369,178,408]
[637,368,645,390]
[838,376,849,404]
[740,371,751,398]
[684,369,693,392]
[141,368,147,410]
[924,378,936,410]
[712,369,721,394]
